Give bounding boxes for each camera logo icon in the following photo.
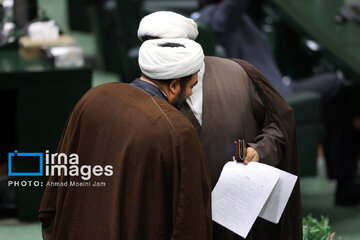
[8,150,43,176]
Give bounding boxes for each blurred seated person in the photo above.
[196,0,342,98]
[196,0,360,206]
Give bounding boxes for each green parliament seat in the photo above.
[67,0,91,32]
[86,0,142,81]
[86,1,120,74]
[196,20,216,56]
[285,91,321,177]
[116,0,143,81]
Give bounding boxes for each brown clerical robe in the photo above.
[181,57,302,240]
[39,83,212,240]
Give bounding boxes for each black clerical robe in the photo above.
[39,82,212,240]
[181,56,302,240]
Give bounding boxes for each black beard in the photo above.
[172,86,187,110]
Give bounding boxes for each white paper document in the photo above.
[258,165,298,223]
[211,161,297,238]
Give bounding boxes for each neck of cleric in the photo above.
[139,75,181,104]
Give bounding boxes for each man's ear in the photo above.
[168,78,180,94]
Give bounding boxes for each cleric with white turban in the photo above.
[130,38,204,109]
[137,11,205,125]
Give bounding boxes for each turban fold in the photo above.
[138,11,198,42]
[138,38,204,80]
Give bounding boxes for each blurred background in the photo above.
[0,0,359,239]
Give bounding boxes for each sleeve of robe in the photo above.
[171,127,212,240]
[247,72,286,167]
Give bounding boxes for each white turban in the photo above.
[138,38,204,80]
[138,11,198,42]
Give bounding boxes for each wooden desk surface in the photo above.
[271,0,360,79]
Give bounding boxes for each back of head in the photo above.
[138,11,199,42]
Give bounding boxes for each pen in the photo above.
[234,139,246,162]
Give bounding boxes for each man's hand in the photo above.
[243,147,259,165]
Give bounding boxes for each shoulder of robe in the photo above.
[152,98,199,137]
[73,82,199,141]
[204,56,249,78]
[72,82,179,129]
[76,82,141,108]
